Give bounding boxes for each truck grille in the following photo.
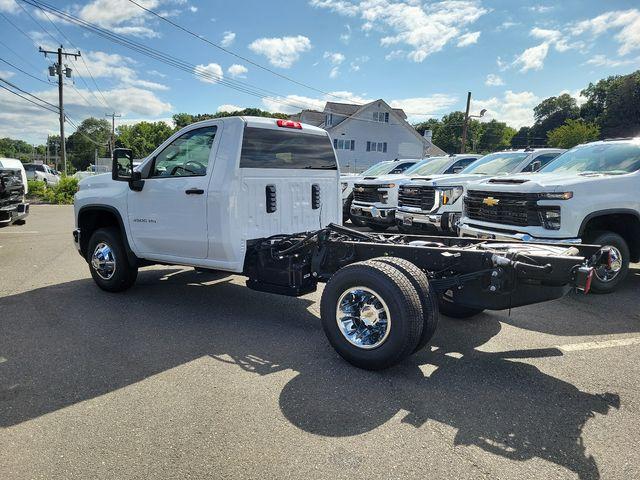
[398,185,436,210]
[353,184,386,204]
[464,190,542,227]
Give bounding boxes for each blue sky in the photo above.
[1,0,639,143]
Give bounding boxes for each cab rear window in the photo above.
[240,127,337,170]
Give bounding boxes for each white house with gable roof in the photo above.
[290,99,445,173]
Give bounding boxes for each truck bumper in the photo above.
[0,202,29,225]
[459,223,581,244]
[350,204,395,225]
[396,209,459,233]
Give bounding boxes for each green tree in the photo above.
[66,117,111,171]
[530,94,580,142]
[580,70,640,138]
[172,108,288,129]
[547,119,600,149]
[476,120,516,153]
[116,121,174,159]
[0,137,42,161]
[430,111,482,154]
[510,126,531,148]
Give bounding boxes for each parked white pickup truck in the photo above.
[24,163,60,186]
[460,138,640,293]
[73,117,607,369]
[396,148,565,234]
[350,155,481,231]
[341,159,420,225]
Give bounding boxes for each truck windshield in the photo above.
[240,127,337,170]
[541,142,640,174]
[461,152,529,175]
[405,157,449,176]
[361,162,393,176]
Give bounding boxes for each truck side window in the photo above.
[532,153,561,169]
[444,158,475,174]
[152,126,217,177]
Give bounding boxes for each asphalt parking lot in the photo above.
[1,205,639,480]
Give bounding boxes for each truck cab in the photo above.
[74,116,340,276]
[349,155,480,231]
[459,139,640,292]
[396,148,565,234]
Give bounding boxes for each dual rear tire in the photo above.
[320,257,438,370]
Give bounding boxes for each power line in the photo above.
[0,55,49,84]
[0,81,58,114]
[15,0,59,45]
[0,76,58,109]
[23,0,449,121]
[34,3,113,110]
[126,0,447,117]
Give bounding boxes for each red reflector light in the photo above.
[584,268,594,294]
[277,119,302,129]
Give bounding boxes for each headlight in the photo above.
[437,186,464,205]
[341,182,348,192]
[538,192,573,200]
[540,208,561,230]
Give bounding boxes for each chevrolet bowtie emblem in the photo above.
[356,187,365,192]
[482,196,500,207]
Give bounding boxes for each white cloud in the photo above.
[385,49,406,61]
[323,51,346,65]
[0,70,16,79]
[349,55,369,71]
[530,27,561,43]
[0,84,171,143]
[340,24,352,43]
[390,94,458,122]
[584,54,638,68]
[81,51,169,90]
[473,90,539,128]
[527,5,554,14]
[261,90,455,121]
[572,9,640,56]
[221,31,236,47]
[0,0,19,13]
[217,104,246,112]
[248,35,312,68]
[194,63,223,83]
[329,66,340,78]
[311,0,488,62]
[513,42,549,72]
[189,5,197,13]
[457,31,481,47]
[227,64,248,78]
[485,74,504,86]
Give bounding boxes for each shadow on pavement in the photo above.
[0,268,626,479]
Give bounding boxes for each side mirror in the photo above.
[112,148,134,181]
[452,166,464,174]
[112,148,144,191]
[530,160,542,172]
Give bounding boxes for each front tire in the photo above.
[587,231,630,294]
[87,227,138,292]
[320,260,423,370]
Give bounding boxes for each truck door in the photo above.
[127,125,219,259]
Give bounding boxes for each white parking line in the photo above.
[558,337,640,352]
[0,231,40,234]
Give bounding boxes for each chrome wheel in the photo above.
[91,242,116,280]
[336,286,391,349]
[595,246,623,283]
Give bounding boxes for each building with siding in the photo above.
[290,99,445,173]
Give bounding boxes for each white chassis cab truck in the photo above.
[350,155,481,232]
[396,148,565,235]
[459,139,640,293]
[74,117,608,370]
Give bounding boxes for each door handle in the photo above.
[185,188,204,195]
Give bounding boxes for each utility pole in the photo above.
[460,91,471,154]
[105,112,121,158]
[39,45,81,176]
